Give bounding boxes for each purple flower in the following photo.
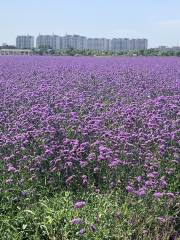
[7,165,17,172]
[126,186,134,193]
[153,192,164,199]
[21,190,28,197]
[80,161,88,168]
[66,175,75,185]
[6,178,13,184]
[136,176,142,182]
[166,192,175,198]
[79,228,86,235]
[45,149,53,156]
[145,180,154,187]
[82,175,88,185]
[147,173,156,178]
[1,56,180,199]
[71,218,82,225]
[74,201,86,209]
[108,159,121,168]
[135,189,146,197]
[157,217,167,223]
[160,180,167,188]
[95,188,100,193]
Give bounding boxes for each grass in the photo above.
[0,164,179,240]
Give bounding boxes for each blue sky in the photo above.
[0,0,180,47]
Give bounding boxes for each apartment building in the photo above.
[87,38,94,50]
[51,35,61,50]
[111,38,130,52]
[36,35,51,49]
[61,35,72,49]
[36,35,60,50]
[16,35,34,49]
[61,35,87,50]
[87,38,110,51]
[99,38,110,51]
[16,34,148,52]
[130,39,148,51]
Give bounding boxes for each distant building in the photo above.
[130,39,136,51]
[60,35,87,50]
[157,46,180,52]
[170,46,180,52]
[51,35,61,50]
[0,49,33,55]
[16,34,148,52]
[36,35,51,49]
[98,38,110,51]
[16,35,34,49]
[61,35,72,49]
[36,35,60,50]
[87,38,110,51]
[158,46,168,50]
[111,38,130,52]
[90,38,100,51]
[70,35,87,50]
[130,39,148,51]
[87,38,94,50]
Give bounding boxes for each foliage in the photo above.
[32,47,180,57]
[0,56,179,239]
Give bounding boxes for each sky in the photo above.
[0,0,180,48]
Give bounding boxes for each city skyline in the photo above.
[0,0,180,48]
[15,34,148,52]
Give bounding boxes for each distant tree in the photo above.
[175,51,180,57]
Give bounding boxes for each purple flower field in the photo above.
[0,56,179,239]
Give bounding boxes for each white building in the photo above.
[34,34,148,52]
[130,39,148,51]
[16,35,34,49]
[51,35,61,50]
[87,38,94,50]
[111,38,130,52]
[98,38,110,51]
[36,35,60,50]
[0,49,33,55]
[61,35,87,50]
[36,35,51,49]
[87,38,110,51]
[61,35,72,49]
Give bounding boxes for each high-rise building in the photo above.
[130,39,136,51]
[36,35,51,49]
[87,38,94,50]
[36,34,86,50]
[98,38,110,51]
[34,34,148,52]
[36,35,60,50]
[51,35,61,50]
[111,39,120,52]
[61,35,87,50]
[16,35,34,49]
[62,35,72,49]
[87,38,110,51]
[111,38,130,52]
[130,39,148,51]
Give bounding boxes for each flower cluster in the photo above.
[0,56,179,194]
